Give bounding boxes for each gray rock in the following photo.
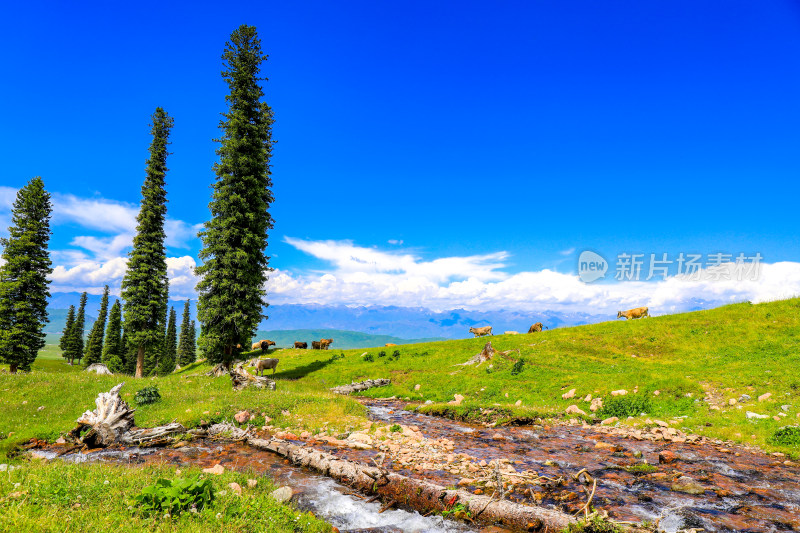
[739,394,752,402]
[0,464,6,472]
[671,476,705,495]
[746,411,769,419]
[270,486,293,503]
[781,404,791,412]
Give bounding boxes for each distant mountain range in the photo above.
[46,292,612,341]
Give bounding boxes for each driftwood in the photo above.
[459,341,496,366]
[205,363,229,377]
[248,436,575,531]
[230,364,276,391]
[85,363,113,375]
[71,383,184,448]
[331,379,391,395]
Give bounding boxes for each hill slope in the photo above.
[259,298,800,453]
[254,329,445,349]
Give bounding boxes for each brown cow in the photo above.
[468,326,493,337]
[528,322,543,333]
[319,338,334,350]
[385,343,397,347]
[311,341,322,350]
[617,307,650,320]
[294,341,308,349]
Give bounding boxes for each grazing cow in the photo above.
[254,358,279,376]
[319,338,334,350]
[311,340,322,350]
[528,322,543,334]
[468,326,493,337]
[294,341,308,349]
[385,343,397,347]
[503,331,519,335]
[617,307,650,320]
[251,341,262,351]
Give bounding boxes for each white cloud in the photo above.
[47,255,198,300]
[267,238,800,314]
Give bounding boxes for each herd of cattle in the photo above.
[249,337,334,352]
[467,306,650,337]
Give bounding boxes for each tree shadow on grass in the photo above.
[272,358,335,381]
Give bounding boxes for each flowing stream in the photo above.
[33,399,800,532]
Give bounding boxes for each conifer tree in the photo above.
[66,292,88,365]
[121,108,172,377]
[60,305,75,361]
[83,285,109,366]
[0,177,53,373]
[196,25,274,369]
[159,307,177,374]
[102,299,123,373]
[189,320,197,362]
[176,300,192,367]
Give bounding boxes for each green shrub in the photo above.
[510,359,525,375]
[134,386,161,405]
[562,514,626,533]
[392,350,400,358]
[597,395,651,419]
[770,426,800,447]
[363,353,374,362]
[131,475,214,516]
[389,424,402,433]
[378,351,386,358]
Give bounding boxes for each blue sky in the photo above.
[2,1,800,315]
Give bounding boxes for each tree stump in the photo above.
[459,341,496,366]
[230,365,276,391]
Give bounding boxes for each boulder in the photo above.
[611,389,627,396]
[85,363,113,375]
[758,392,772,402]
[746,411,769,419]
[600,416,618,426]
[234,410,250,424]
[565,405,587,416]
[448,394,465,406]
[562,389,576,400]
[671,476,705,495]
[270,486,293,503]
[589,398,603,412]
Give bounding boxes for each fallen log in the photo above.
[247,436,574,531]
[330,379,391,395]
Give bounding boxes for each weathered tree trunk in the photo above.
[135,345,144,378]
[230,365,275,390]
[9,363,17,374]
[331,379,391,395]
[247,437,575,531]
[71,383,185,448]
[459,341,496,366]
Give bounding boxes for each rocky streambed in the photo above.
[32,397,800,533]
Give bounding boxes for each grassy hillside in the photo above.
[253,328,445,349]
[1,298,799,462]
[259,298,800,453]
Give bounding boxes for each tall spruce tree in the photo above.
[60,305,76,360]
[102,299,123,372]
[0,178,53,373]
[196,25,274,369]
[121,108,172,378]
[176,300,192,367]
[159,306,177,374]
[188,320,197,363]
[66,292,88,365]
[83,285,109,366]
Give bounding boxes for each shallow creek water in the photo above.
[355,400,800,533]
[35,399,800,533]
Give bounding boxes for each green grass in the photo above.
[0,460,332,532]
[2,297,800,460]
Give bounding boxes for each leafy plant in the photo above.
[131,475,214,516]
[562,513,626,532]
[770,426,800,447]
[510,359,525,375]
[442,502,472,520]
[389,424,402,433]
[134,386,162,405]
[378,351,386,358]
[597,395,651,419]
[363,353,374,362]
[392,350,400,358]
